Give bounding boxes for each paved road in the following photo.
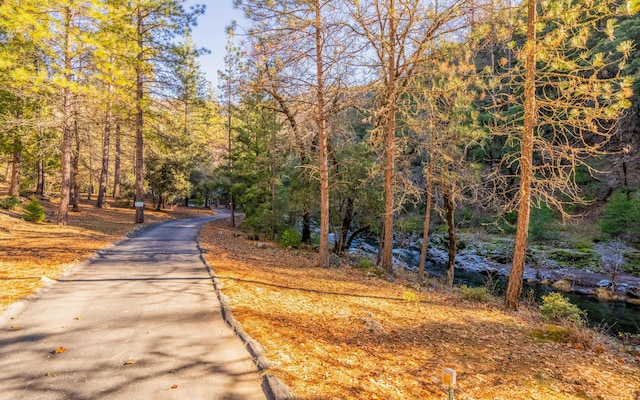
[0,212,266,400]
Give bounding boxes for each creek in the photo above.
[350,237,640,334]
[423,262,640,335]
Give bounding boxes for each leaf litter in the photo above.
[200,218,640,400]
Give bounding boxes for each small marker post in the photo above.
[442,368,456,400]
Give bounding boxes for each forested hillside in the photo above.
[1,0,640,309]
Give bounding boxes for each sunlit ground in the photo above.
[202,219,640,400]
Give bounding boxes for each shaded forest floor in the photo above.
[0,186,212,312]
[200,218,640,400]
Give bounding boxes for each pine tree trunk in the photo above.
[9,142,21,197]
[71,118,80,212]
[97,96,112,208]
[134,8,145,224]
[505,0,536,310]
[444,188,456,287]
[113,120,121,198]
[381,0,397,273]
[336,197,354,254]
[36,157,45,198]
[57,5,73,225]
[302,211,311,244]
[315,0,330,269]
[418,150,435,278]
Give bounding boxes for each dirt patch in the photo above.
[201,219,640,400]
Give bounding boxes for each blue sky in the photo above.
[184,0,245,88]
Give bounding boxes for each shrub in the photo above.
[403,289,420,303]
[0,195,20,210]
[530,325,571,343]
[358,258,374,269]
[460,285,487,301]
[280,228,302,248]
[539,292,586,326]
[598,190,640,236]
[23,198,45,222]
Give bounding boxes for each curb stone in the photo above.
[197,237,296,400]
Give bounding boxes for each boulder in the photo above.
[255,242,268,249]
[359,316,387,335]
[596,279,612,287]
[551,279,572,292]
[595,287,614,301]
[330,254,341,267]
[627,298,640,306]
[627,287,640,299]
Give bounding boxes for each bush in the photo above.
[598,190,640,236]
[460,285,487,301]
[403,289,420,303]
[0,195,20,210]
[358,258,374,269]
[530,325,571,343]
[539,292,586,326]
[23,198,45,222]
[280,228,302,248]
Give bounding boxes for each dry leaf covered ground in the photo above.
[2,186,639,399]
[201,218,640,400]
[0,188,211,312]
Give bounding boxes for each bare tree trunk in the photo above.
[381,0,397,272]
[36,157,45,198]
[315,0,330,269]
[57,5,73,225]
[97,94,112,208]
[418,152,434,278]
[335,197,354,254]
[113,119,121,198]
[228,93,235,228]
[9,141,21,197]
[134,8,145,224]
[377,220,385,266]
[71,118,80,212]
[444,187,456,287]
[505,0,536,310]
[302,211,311,244]
[271,111,277,240]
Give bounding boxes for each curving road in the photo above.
[0,212,265,400]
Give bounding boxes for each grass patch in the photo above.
[460,284,488,302]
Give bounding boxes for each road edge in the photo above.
[196,225,296,400]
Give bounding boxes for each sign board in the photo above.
[134,201,144,208]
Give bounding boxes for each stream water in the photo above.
[421,262,640,335]
[349,237,640,334]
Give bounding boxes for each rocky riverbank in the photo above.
[353,233,640,306]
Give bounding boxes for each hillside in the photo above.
[201,218,640,400]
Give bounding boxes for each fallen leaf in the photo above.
[52,347,67,354]
[169,384,178,389]
[123,359,136,365]
[11,325,19,329]
[74,316,82,320]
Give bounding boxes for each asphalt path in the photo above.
[0,211,266,400]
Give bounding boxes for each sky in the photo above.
[184,0,245,88]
